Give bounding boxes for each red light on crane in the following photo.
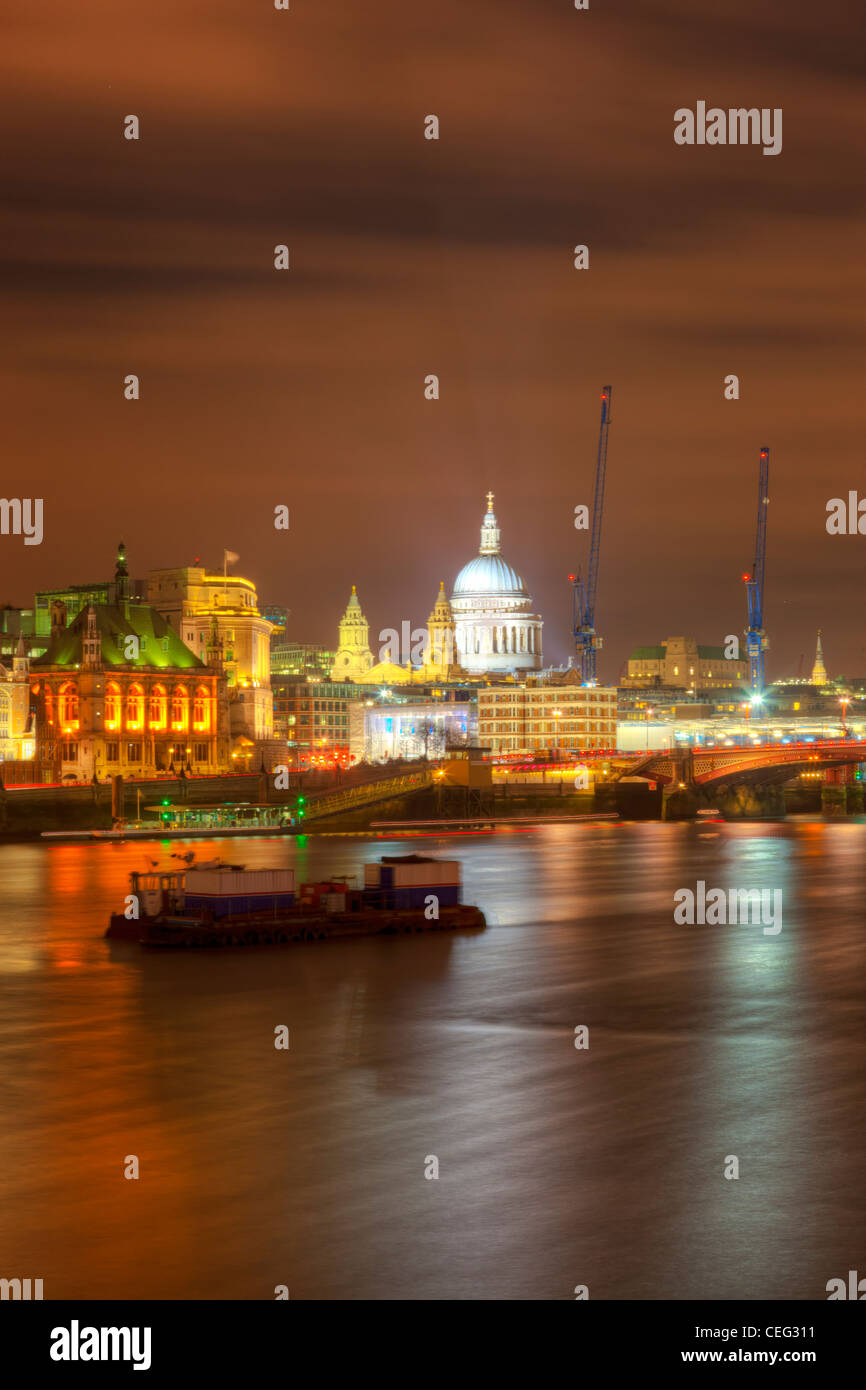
[742,573,750,582]
[568,573,575,582]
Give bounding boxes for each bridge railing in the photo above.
[303,770,432,820]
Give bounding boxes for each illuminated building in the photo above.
[32,555,145,637]
[354,581,467,687]
[271,641,335,678]
[810,630,828,686]
[147,562,276,754]
[622,637,750,691]
[351,696,474,763]
[261,604,289,638]
[30,560,227,781]
[450,494,543,675]
[273,679,355,767]
[330,497,541,687]
[477,674,617,755]
[0,636,36,767]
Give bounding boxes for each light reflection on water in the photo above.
[0,820,864,1300]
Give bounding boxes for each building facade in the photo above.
[148,563,274,746]
[32,544,146,639]
[0,638,36,765]
[622,637,749,691]
[477,677,617,755]
[271,641,335,679]
[350,697,474,764]
[31,599,228,782]
[273,678,355,767]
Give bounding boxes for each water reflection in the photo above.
[0,821,864,1298]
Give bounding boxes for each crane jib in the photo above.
[574,386,613,684]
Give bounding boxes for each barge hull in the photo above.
[107,905,485,947]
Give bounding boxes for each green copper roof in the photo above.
[630,646,665,661]
[32,602,204,670]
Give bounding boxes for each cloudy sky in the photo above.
[2,0,864,677]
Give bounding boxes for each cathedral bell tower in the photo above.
[331,586,374,680]
[426,581,461,676]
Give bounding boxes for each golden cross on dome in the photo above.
[486,490,494,511]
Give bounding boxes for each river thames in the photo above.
[1,819,864,1300]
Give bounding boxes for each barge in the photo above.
[106,854,485,947]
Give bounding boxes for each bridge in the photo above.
[620,739,866,788]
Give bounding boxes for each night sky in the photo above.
[2,1,863,679]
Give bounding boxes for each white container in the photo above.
[391,860,460,888]
[185,867,294,897]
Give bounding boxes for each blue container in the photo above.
[184,892,295,919]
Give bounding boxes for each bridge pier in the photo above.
[821,785,847,818]
[714,783,786,821]
[660,786,700,821]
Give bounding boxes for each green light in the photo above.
[162,798,170,805]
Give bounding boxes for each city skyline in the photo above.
[2,0,864,677]
[0,506,850,686]
[3,0,866,1331]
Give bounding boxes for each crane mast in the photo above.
[573,386,612,684]
[744,446,770,693]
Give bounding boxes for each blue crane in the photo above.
[744,446,770,694]
[572,386,612,684]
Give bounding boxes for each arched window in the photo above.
[171,685,189,731]
[149,684,167,731]
[105,682,121,730]
[127,683,144,731]
[193,685,211,732]
[58,681,79,730]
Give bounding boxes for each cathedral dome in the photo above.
[451,494,528,599]
[449,493,543,675]
[453,553,527,597]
